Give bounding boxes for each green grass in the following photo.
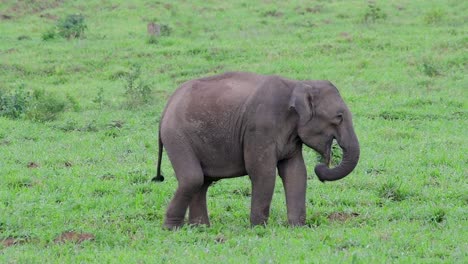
[1,0,467,262]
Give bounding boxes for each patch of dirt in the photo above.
[53,231,95,244]
[7,0,63,18]
[328,212,359,222]
[306,5,323,13]
[39,13,58,20]
[0,140,11,146]
[0,14,13,20]
[27,162,39,168]
[1,236,30,248]
[339,32,353,42]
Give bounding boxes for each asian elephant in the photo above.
[152,72,360,229]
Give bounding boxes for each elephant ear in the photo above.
[289,83,316,124]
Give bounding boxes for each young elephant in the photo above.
[153,72,360,229]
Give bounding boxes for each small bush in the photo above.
[159,24,172,37]
[42,14,87,41]
[122,64,152,108]
[363,1,387,23]
[0,86,67,121]
[57,14,87,39]
[41,28,56,40]
[0,84,31,119]
[26,89,66,122]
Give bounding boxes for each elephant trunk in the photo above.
[314,127,360,182]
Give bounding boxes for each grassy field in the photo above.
[0,0,467,262]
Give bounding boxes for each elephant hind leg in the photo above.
[163,141,204,229]
[188,181,212,226]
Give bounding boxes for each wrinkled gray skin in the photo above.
[152,72,360,229]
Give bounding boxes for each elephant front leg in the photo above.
[250,174,276,226]
[188,181,211,226]
[277,151,307,226]
[245,145,278,226]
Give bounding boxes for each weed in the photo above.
[146,35,158,44]
[427,208,446,224]
[57,120,79,132]
[41,28,56,40]
[363,1,387,23]
[421,60,441,77]
[57,14,87,39]
[122,64,152,108]
[379,110,410,120]
[308,213,328,227]
[93,87,105,109]
[26,89,66,122]
[66,94,81,112]
[159,24,172,36]
[378,181,407,202]
[331,141,343,166]
[423,9,444,24]
[81,120,99,132]
[0,84,31,119]
[104,128,120,138]
[42,14,87,41]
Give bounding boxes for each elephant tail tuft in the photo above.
[152,174,165,182]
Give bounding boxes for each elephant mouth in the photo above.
[319,138,333,167]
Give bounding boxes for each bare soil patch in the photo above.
[54,231,95,244]
[328,212,360,222]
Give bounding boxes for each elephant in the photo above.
[152,72,360,229]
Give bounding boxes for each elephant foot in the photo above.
[287,215,306,227]
[163,218,185,230]
[188,216,210,227]
[287,220,306,227]
[250,216,269,227]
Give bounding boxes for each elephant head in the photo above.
[289,81,360,182]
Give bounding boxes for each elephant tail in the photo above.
[152,129,165,182]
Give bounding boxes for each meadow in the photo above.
[0,0,466,262]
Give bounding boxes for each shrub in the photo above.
[41,28,56,40]
[159,24,172,37]
[26,89,66,122]
[363,1,387,23]
[0,86,67,121]
[42,14,87,41]
[57,14,87,39]
[0,84,31,119]
[122,64,152,108]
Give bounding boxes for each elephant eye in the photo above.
[332,113,343,125]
